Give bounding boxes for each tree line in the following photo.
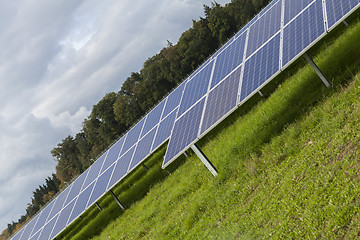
[1,0,270,238]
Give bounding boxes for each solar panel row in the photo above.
[12,0,360,239]
[163,0,360,168]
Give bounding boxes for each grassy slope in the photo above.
[60,13,360,240]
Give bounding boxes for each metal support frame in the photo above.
[304,53,330,88]
[110,190,125,210]
[141,163,149,171]
[343,19,349,27]
[95,202,102,211]
[190,144,218,177]
[258,90,264,97]
[183,151,189,158]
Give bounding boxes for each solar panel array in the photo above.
[12,0,360,239]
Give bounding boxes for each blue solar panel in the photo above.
[162,81,186,119]
[120,118,145,156]
[81,153,107,191]
[128,127,157,172]
[19,214,39,240]
[107,146,135,190]
[100,136,125,174]
[177,61,214,116]
[200,67,242,135]
[326,0,359,29]
[11,228,24,240]
[259,0,280,17]
[63,168,89,207]
[241,33,280,102]
[67,182,95,225]
[151,109,177,152]
[31,200,55,238]
[47,185,71,223]
[211,32,247,89]
[29,230,41,240]
[236,16,257,38]
[87,164,115,208]
[38,213,58,240]
[246,0,281,57]
[282,0,325,67]
[140,100,165,138]
[49,199,76,240]
[212,37,234,59]
[163,98,206,167]
[284,0,314,25]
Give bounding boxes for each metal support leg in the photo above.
[141,163,149,171]
[110,190,125,210]
[95,202,102,211]
[343,20,349,27]
[190,144,218,177]
[184,151,189,158]
[304,53,330,88]
[258,90,264,97]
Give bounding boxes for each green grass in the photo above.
[59,13,360,240]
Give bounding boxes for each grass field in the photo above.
[57,12,360,240]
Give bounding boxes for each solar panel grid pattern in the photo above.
[129,127,157,171]
[67,181,95,225]
[326,0,360,28]
[161,82,186,119]
[177,61,214,116]
[200,67,242,135]
[47,185,71,223]
[151,109,177,152]
[284,0,314,25]
[246,0,281,56]
[163,98,206,167]
[211,32,247,88]
[81,153,107,191]
[241,33,281,102]
[282,0,325,67]
[63,168,89,207]
[107,146,136,190]
[38,215,58,240]
[100,136,125,174]
[49,199,76,240]
[12,1,360,239]
[19,214,39,240]
[87,164,115,208]
[140,100,165,138]
[120,118,145,155]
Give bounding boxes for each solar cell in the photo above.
[100,136,125,174]
[282,0,325,67]
[128,127,157,172]
[107,146,136,190]
[284,0,314,25]
[140,100,165,138]
[163,98,206,167]
[259,0,280,17]
[67,182,95,225]
[236,16,258,38]
[38,213,58,240]
[325,0,359,29]
[200,66,242,135]
[211,32,247,88]
[240,33,281,102]
[87,164,115,208]
[63,168,89,206]
[29,229,41,240]
[151,109,177,152]
[162,80,186,119]
[11,228,24,240]
[31,200,55,238]
[246,0,281,56]
[81,153,107,191]
[49,199,76,240]
[47,185,71,223]
[177,60,214,116]
[19,214,39,240]
[120,118,145,156]
[212,37,235,59]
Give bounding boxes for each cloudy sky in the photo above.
[0,0,231,231]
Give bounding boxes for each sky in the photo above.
[0,0,232,232]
